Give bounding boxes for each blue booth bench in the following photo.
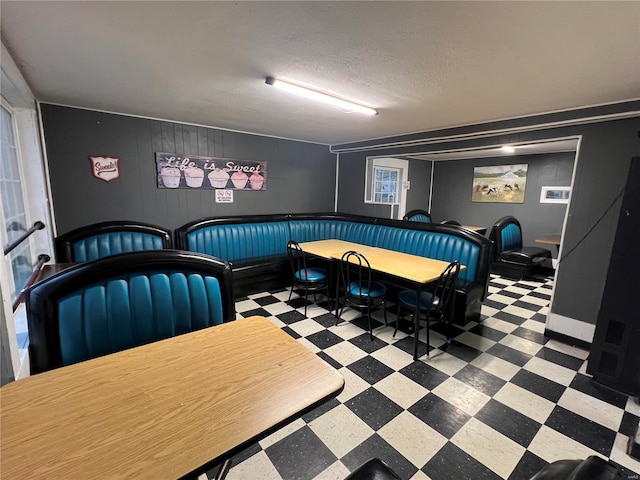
[403,209,432,223]
[175,213,493,325]
[26,250,235,374]
[55,221,173,263]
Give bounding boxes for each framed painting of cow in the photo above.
[472,164,528,203]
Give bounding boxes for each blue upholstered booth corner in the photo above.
[175,213,493,324]
[55,221,173,262]
[26,250,235,374]
[403,209,432,223]
[489,216,552,280]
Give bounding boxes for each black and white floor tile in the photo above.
[201,275,640,480]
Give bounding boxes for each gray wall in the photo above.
[431,152,575,257]
[336,114,640,331]
[41,103,640,335]
[337,152,432,219]
[41,105,337,233]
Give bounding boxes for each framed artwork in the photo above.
[155,152,266,190]
[472,164,528,203]
[540,186,571,204]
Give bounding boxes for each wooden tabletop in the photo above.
[299,239,455,284]
[0,316,344,479]
[535,234,561,246]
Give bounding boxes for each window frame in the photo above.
[364,157,409,219]
[372,165,400,204]
[0,94,54,381]
[1,101,35,301]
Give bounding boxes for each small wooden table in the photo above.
[0,316,344,479]
[462,225,487,235]
[299,240,458,360]
[536,234,561,247]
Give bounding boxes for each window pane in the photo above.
[372,167,399,204]
[1,105,32,301]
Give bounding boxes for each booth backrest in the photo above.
[178,215,291,261]
[26,250,235,374]
[403,209,432,223]
[489,216,524,253]
[55,221,172,262]
[288,218,379,245]
[176,214,489,286]
[374,226,479,282]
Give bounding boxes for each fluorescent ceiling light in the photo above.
[501,146,516,153]
[265,77,378,116]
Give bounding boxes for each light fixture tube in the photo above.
[265,77,378,116]
[501,146,516,153]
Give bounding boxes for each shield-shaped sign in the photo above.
[89,156,120,182]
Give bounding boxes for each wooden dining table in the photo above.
[0,316,344,479]
[299,239,459,360]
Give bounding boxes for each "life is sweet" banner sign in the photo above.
[155,152,267,190]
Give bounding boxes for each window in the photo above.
[373,167,399,204]
[540,186,571,204]
[364,157,409,218]
[0,104,33,301]
[1,100,37,377]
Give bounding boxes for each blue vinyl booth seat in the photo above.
[55,220,173,262]
[25,250,235,374]
[176,213,493,326]
[176,215,292,297]
[403,209,432,223]
[489,216,552,280]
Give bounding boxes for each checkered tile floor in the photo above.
[201,275,640,480]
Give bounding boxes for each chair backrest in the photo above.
[55,221,173,262]
[489,216,523,254]
[287,240,307,281]
[403,209,431,223]
[340,251,375,302]
[440,220,461,226]
[431,261,461,317]
[26,250,235,374]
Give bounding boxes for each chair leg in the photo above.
[426,313,431,358]
[288,284,294,303]
[326,284,332,310]
[367,305,373,340]
[383,301,388,326]
[393,303,402,337]
[336,300,345,325]
[214,458,232,480]
[303,285,309,317]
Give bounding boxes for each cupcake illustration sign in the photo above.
[155,152,267,190]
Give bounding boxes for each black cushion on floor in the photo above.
[529,455,623,480]
[344,458,402,480]
[499,246,551,266]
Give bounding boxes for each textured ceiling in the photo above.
[2,1,639,145]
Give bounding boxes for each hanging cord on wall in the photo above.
[557,186,626,265]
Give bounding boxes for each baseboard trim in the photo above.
[544,328,591,350]
[545,312,595,345]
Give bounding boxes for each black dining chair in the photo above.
[394,260,461,352]
[287,240,330,316]
[440,219,461,226]
[336,251,388,340]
